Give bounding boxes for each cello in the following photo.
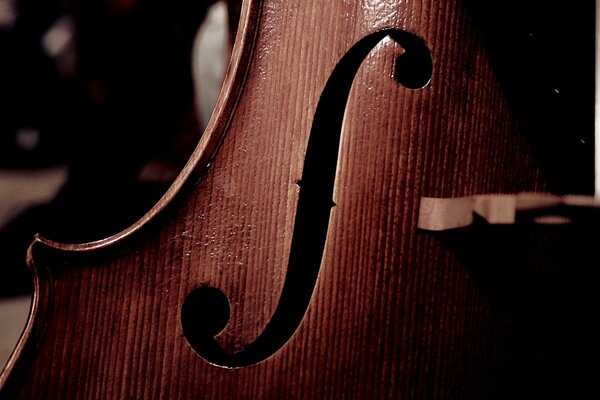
[1,0,597,398]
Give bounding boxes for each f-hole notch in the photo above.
[181,28,432,368]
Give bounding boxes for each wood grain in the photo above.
[3,0,594,398]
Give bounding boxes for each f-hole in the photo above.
[181,28,432,368]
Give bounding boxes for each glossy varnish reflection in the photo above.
[1,0,580,398]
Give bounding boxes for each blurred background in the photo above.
[0,0,241,368]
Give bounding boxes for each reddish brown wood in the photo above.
[4,0,588,398]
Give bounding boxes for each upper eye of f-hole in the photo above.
[392,35,433,89]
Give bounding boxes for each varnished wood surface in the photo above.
[4,0,591,398]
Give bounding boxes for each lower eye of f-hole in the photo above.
[180,28,432,369]
[181,286,231,362]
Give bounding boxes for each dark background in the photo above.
[0,0,241,297]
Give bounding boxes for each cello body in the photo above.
[2,0,597,398]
